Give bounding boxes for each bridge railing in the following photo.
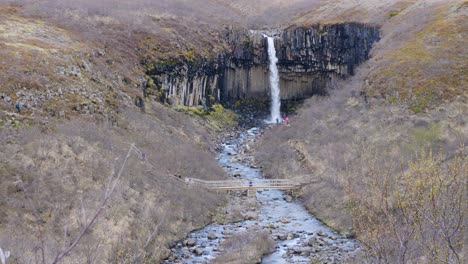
[188,178,299,190]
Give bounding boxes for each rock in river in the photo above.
[208,232,217,240]
[184,238,196,247]
[277,233,288,241]
[284,195,293,202]
[193,248,203,256]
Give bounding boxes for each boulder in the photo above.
[207,232,217,240]
[184,238,196,247]
[193,248,203,256]
[293,247,311,255]
[242,211,258,220]
[308,237,318,246]
[182,251,191,259]
[277,234,288,240]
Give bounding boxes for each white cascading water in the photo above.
[266,36,281,123]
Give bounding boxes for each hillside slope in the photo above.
[255,0,467,262]
[0,0,466,262]
[0,105,230,263]
[0,3,236,263]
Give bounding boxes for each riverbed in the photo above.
[164,127,360,263]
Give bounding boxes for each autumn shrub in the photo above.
[404,123,442,155]
[344,146,466,263]
[0,107,228,263]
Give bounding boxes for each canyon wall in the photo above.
[147,23,380,106]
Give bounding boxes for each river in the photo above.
[164,127,360,263]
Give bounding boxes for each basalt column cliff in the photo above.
[146,23,380,106]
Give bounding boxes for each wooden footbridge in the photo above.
[129,144,312,196]
[184,177,311,197]
[187,178,301,191]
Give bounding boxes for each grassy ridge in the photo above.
[368,3,467,112]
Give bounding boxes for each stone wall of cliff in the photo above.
[146,23,380,106]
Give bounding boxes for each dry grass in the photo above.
[254,2,467,262]
[289,0,467,112]
[0,7,143,120]
[0,105,228,263]
[366,2,467,112]
[255,87,466,262]
[290,0,419,25]
[0,0,465,262]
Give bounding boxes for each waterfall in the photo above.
[266,36,281,123]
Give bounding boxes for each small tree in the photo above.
[345,146,465,263]
[401,151,465,263]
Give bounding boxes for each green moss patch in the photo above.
[173,103,238,131]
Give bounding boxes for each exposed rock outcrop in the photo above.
[146,23,380,106]
[147,57,225,106]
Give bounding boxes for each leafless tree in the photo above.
[14,143,156,264]
[345,146,466,264]
[50,144,136,263]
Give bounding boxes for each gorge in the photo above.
[0,1,465,263]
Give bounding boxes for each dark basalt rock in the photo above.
[146,23,380,107]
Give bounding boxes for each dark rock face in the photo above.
[145,56,225,106]
[147,23,380,106]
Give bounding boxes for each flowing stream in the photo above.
[164,127,360,263]
[266,36,281,123]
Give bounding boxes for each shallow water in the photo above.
[165,127,360,263]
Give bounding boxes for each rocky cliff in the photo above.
[146,23,380,106]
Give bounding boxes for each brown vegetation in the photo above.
[256,84,466,263]
[365,1,467,112]
[256,81,466,261]
[0,103,228,263]
[255,1,467,262]
[345,148,466,263]
[0,6,142,121]
[0,0,466,263]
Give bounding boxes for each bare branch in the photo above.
[51,144,135,264]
